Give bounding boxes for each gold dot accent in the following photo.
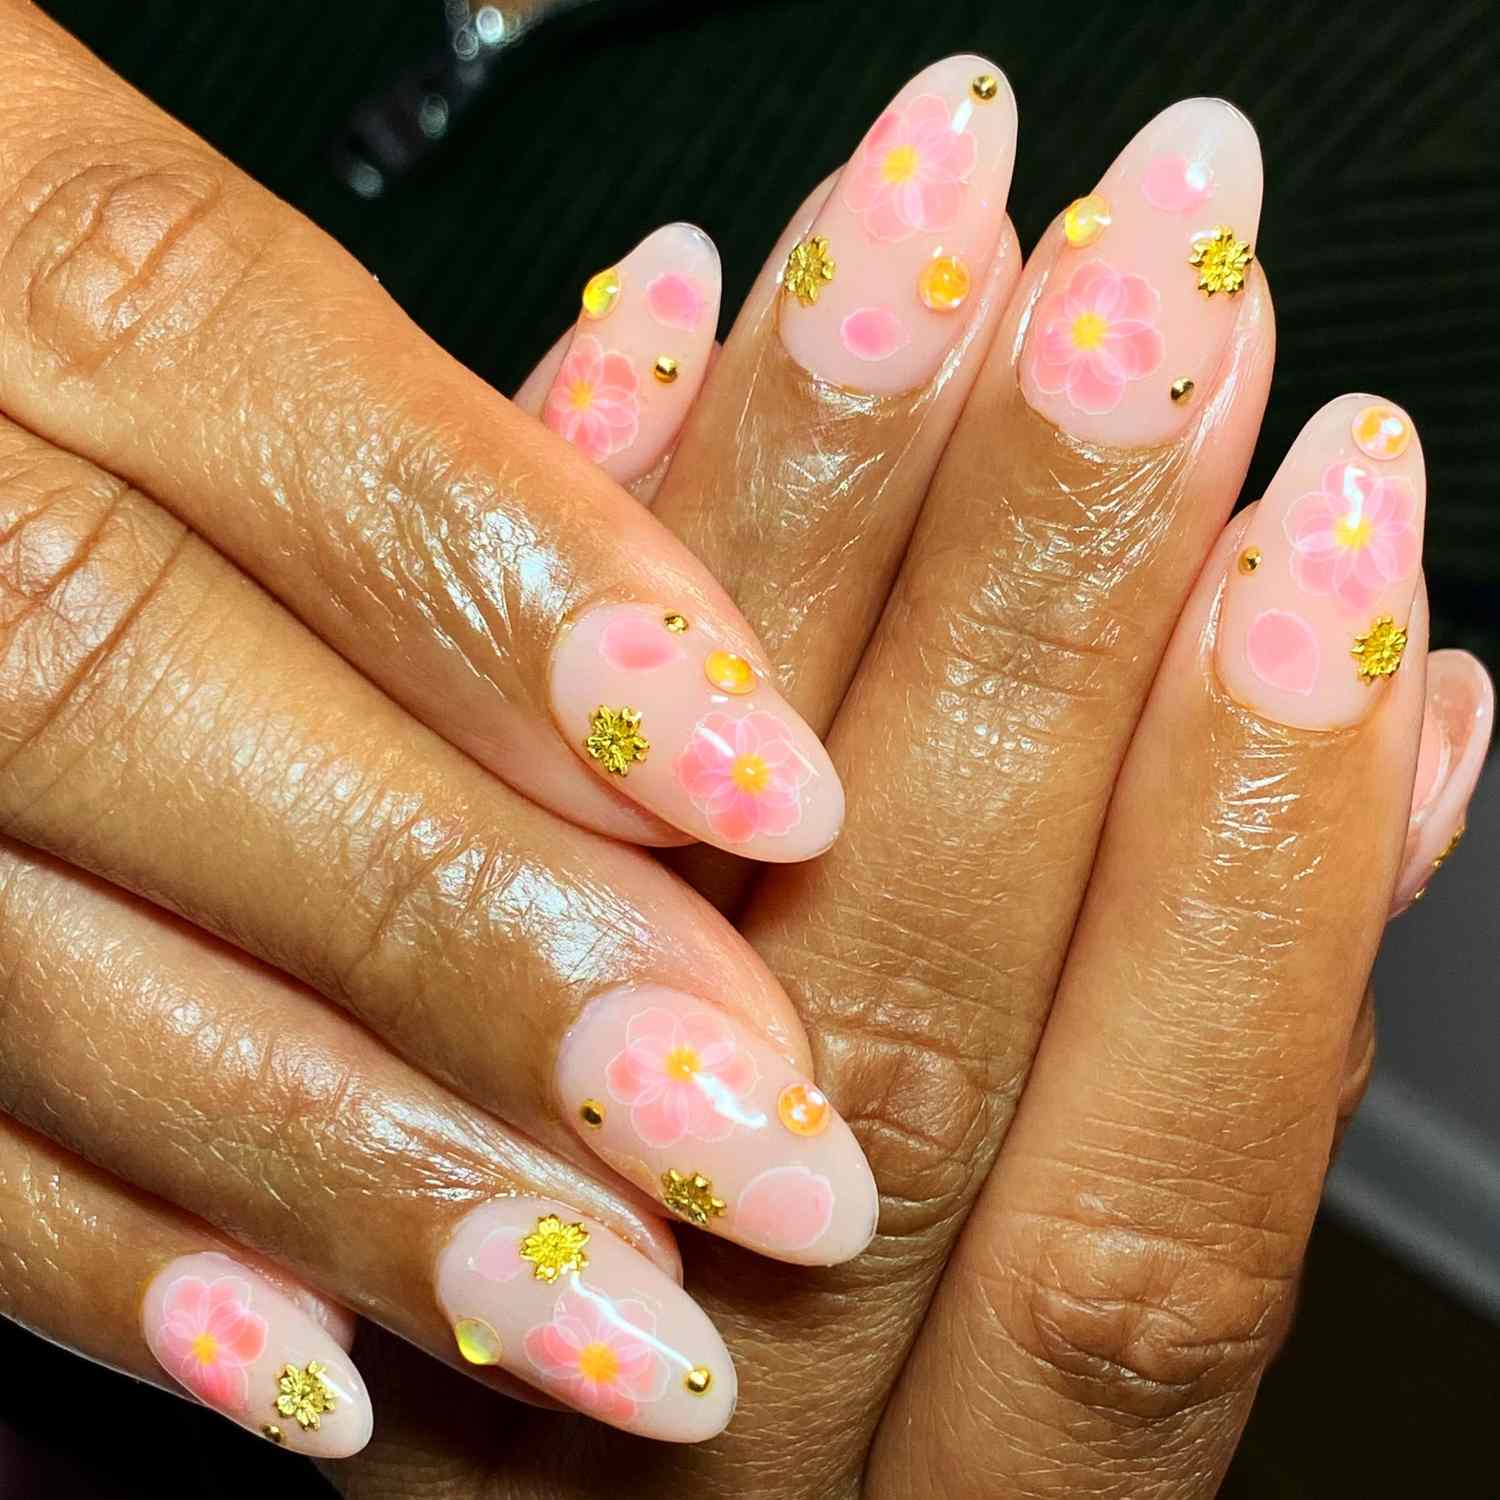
[1410,885,1427,904]
[777,1082,831,1137]
[1351,615,1407,682]
[653,355,680,384]
[663,612,689,633]
[705,649,757,695]
[1434,822,1466,871]
[263,1425,285,1445]
[1189,226,1253,296]
[579,1098,605,1128]
[1170,377,1196,405]
[454,1316,504,1366]
[971,74,999,101]
[518,1213,591,1282]
[661,1168,726,1228]
[1238,547,1262,575]
[685,1366,714,1395]
[783,235,836,306]
[582,267,622,320]
[917,254,971,312]
[1063,193,1111,248]
[585,705,649,775]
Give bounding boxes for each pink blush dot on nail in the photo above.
[735,1165,834,1253]
[599,615,685,671]
[1247,609,1321,696]
[1141,154,1214,213]
[646,273,704,331]
[839,306,910,362]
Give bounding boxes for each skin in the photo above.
[0,5,1488,1495]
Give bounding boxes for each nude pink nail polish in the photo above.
[550,602,843,860]
[1391,651,1494,914]
[141,1252,372,1457]
[1020,98,1262,446]
[434,1197,735,1442]
[778,55,1017,395]
[543,224,721,484]
[1218,396,1425,729]
[556,986,879,1266]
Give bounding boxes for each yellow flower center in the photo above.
[730,753,770,795]
[568,379,594,411]
[881,144,920,183]
[578,1342,620,1385]
[1070,311,1108,350]
[665,1045,701,1081]
[190,1333,218,1367]
[1335,511,1373,550]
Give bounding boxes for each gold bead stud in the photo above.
[663,612,689,633]
[653,355,679,384]
[685,1365,714,1395]
[1238,547,1262,575]
[579,1098,605,1128]
[263,1426,285,1445]
[971,74,999,101]
[1170,377,1195,404]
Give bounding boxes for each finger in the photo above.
[0,412,879,1264]
[0,1117,372,1458]
[1391,649,1494,913]
[877,396,1428,1497]
[513,223,721,489]
[0,2,838,859]
[0,837,736,1442]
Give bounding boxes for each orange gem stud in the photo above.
[777,1083,831,1137]
[704,649,757,695]
[917,254,971,312]
[1351,404,1411,462]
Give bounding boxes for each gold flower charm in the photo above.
[275,1362,336,1431]
[518,1213,591,1283]
[1189,225,1253,295]
[1351,616,1407,682]
[661,1168,726,1228]
[783,235,836,306]
[585,705,649,775]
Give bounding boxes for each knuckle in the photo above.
[0,142,261,377]
[992,1207,1294,1420]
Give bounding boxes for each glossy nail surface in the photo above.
[1021,98,1262,445]
[557,986,879,1265]
[141,1253,371,1458]
[544,224,721,484]
[435,1197,734,1442]
[1392,650,1494,913]
[1218,396,1425,729]
[778,56,1017,394]
[551,602,843,859]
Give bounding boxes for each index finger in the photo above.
[0,1,840,861]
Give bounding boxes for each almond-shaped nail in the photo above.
[778,55,1017,394]
[1392,650,1494,913]
[1218,396,1425,728]
[141,1252,372,1457]
[550,602,843,859]
[544,224,721,484]
[1021,98,1262,445]
[556,986,879,1265]
[435,1197,734,1442]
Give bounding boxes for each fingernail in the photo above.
[142,1252,372,1458]
[434,1196,735,1442]
[1218,396,1425,729]
[556,986,879,1266]
[1021,97,1262,445]
[544,224,721,484]
[1391,650,1494,914]
[550,602,843,860]
[778,55,1016,394]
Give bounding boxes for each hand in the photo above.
[337,56,1492,1499]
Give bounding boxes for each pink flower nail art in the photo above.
[471,1226,528,1284]
[840,306,910,362]
[157,1275,268,1413]
[674,710,814,845]
[1246,609,1321,696]
[646,272,705,331]
[1140,153,1214,212]
[735,1165,836,1254]
[1030,259,1165,415]
[840,93,978,243]
[543,335,640,463]
[606,1005,759,1148]
[523,1287,670,1423]
[1284,461,1420,614]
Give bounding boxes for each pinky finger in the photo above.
[0,1119,373,1459]
[513,222,722,497]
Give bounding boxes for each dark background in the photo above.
[2,0,1497,1494]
